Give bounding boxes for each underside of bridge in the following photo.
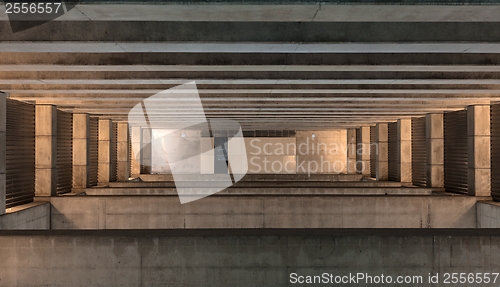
[2,1,500,286]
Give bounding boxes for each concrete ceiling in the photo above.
[2,3,500,130]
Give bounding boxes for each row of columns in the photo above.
[352,105,490,197]
[0,94,6,215]
[34,106,131,196]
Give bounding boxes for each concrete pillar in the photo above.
[98,119,112,184]
[397,119,412,185]
[0,93,6,214]
[426,113,444,188]
[375,123,388,181]
[72,113,90,188]
[35,105,57,196]
[141,128,152,174]
[130,126,141,176]
[116,123,130,181]
[467,105,491,196]
[357,126,370,176]
[346,128,357,174]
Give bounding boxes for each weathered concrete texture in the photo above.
[72,113,90,188]
[139,173,363,182]
[107,181,403,188]
[130,126,141,176]
[35,105,57,197]
[477,202,500,228]
[0,202,50,230]
[0,231,500,287]
[50,195,477,229]
[426,113,444,188]
[398,119,412,185]
[467,105,491,197]
[98,119,112,184]
[296,130,346,174]
[356,127,370,176]
[116,123,130,181]
[346,128,356,174]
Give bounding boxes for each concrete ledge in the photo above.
[0,232,499,287]
[108,181,403,188]
[0,201,50,230]
[477,201,500,228]
[139,174,363,182]
[50,195,477,229]
[83,187,434,195]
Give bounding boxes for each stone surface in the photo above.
[98,119,112,184]
[467,105,491,196]
[35,105,57,197]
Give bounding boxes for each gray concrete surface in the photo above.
[50,195,477,229]
[1,230,500,287]
[139,174,363,181]
[107,181,403,187]
[477,202,500,228]
[0,202,50,230]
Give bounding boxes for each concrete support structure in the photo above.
[375,123,389,181]
[397,119,412,184]
[130,126,141,176]
[35,105,57,197]
[0,93,6,214]
[426,113,444,188]
[116,123,130,181]
[98,119,112,184]
[357,126,370,176]
[467,105,491,197]
[346,129,357,174]
[141,128,152,174]
[72,113,90,188]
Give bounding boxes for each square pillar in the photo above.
[467,105,491,196]
[35,105,57,196]
[116,123,130,181]
[0,93,6,214]
[346,128,357,174]
[98,119,112,184]
[141,128,152,174]
[426,113,444,188]
[72,113,90,188]
[130,126,141,176]
[397,119,412,184]
[356,126,370,176]
[375,123,388,181]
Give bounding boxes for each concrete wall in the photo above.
[477,202,500,228]
[245,137,296,174]
[1,231,500,287]
[50,195,477,229]
[151,129,201,174]
[0,202,50,230]
[296,130,347,174]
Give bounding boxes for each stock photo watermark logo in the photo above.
[4,1,79,33]
[128,81,248,204]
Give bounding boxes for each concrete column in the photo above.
[426,113,444,188]
[98,119,112,184]
[397,119,412,185]
[141,128,152,174]
[35,105,57,196]
[346,128,357,174]
[116,123,130,181]
[356,126,370,176]
[467,105,491,197]
[130,126,141,176]
[0,93,6,214]
[375,123,388,181]
[72,113,90,188]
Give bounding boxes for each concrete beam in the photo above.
[398,119,412,185]
[467,105,491,197]
[116,122,130,181]
[35,105,57,197]
[375,123,388,181]
[0,93,6,214]
[426,113,444,188]
[72,113,90,188]
[98,119,112,184]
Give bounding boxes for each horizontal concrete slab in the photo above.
[49,194,477,229]
[139,173,363,182]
